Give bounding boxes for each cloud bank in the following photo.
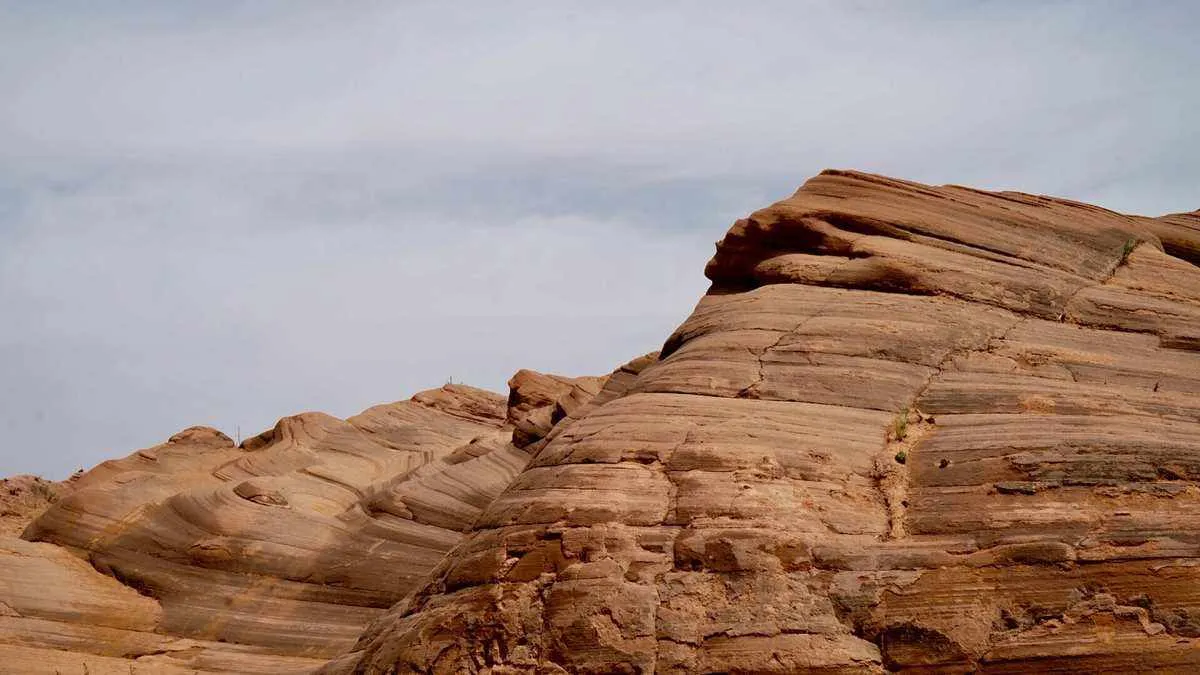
[1,2,1197,477]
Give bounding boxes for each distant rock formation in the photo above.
[0,474,70,536]
[2,170,1198,673]
[2,380,600,673]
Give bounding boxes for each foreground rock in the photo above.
[328,171,1200,673]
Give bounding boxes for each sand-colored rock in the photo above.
[2,378,603,673]
[0,474,72,536]
[328,170,1200,674]
[507,369,608,448]
[22,390,507,656]
[0,535,327,673]
[3,169,1198,673]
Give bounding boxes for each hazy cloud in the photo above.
[1,1,1197,477]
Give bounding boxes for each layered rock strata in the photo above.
[2,380,598,673]
[2,169,1197,673]
[329,170,1200,673]
[0,474,70,536]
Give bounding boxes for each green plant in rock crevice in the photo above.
[892,406,909,442]
[1120,238,1137,265]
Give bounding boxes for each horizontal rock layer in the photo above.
[329,170,1200,673]
[3,169,1197,673]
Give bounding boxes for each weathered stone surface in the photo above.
[4,169,1198,673]
[507,369,607,448]
[1143,209,1200,267]
[1,379,608,673]
[20,389,510,655]
[327,170,1200,674]
[0,474,72,536]
[0,535,328,673]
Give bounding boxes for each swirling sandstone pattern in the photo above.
[328,171,1200,673]
[2,381,598,673]
[1,170,1197,674]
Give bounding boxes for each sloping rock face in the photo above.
[0,474,71,536]
[3,170,1197,674]
[1146,209,1200,267]
[328,171,1200,673]
[2,380,601,673]
[507,370,608,449]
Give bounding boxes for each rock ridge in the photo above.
[1,377,602,673]
[326,170,1200,674]
[1,169,1197,673]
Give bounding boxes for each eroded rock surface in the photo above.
[1,379,599,673]
[507,369,608,449]
[327,171,1200,674]
[3,170,1198,673]
[0,474,72,536]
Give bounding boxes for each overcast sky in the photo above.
[1,2,1197,478]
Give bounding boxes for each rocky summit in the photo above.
[2,170,1198,674]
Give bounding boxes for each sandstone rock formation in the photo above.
[507,370,607,449]
[2,381,601,673]
[328,171,1200,673]
[1,169,1198,673]
[0,474,70,536]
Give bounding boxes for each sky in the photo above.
[1,1,1197,478]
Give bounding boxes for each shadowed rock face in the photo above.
[2,170,1198,674]
[324,171,1200,674]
